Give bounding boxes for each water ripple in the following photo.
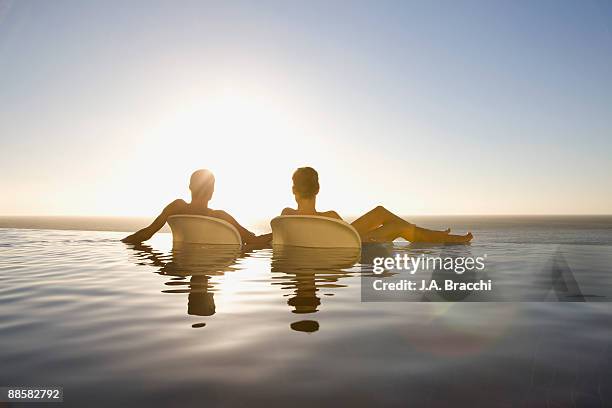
[1,227,612,406]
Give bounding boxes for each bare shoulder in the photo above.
[321,210,343,220]
[164,199,187,214]
[281,207,297,215]
[210,209,234,221]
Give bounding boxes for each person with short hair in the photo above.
[122,169,271,245]
[281,167,473,243]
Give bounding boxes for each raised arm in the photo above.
[121,200,183,244]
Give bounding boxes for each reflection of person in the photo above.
[287,273,321,314]
[187,275,215,316]
[283,271,322,333]
[126,242,241,318]
[122,169,271,245]
[272,246,358,333]
[281,167,473,244]
[290,320,319,333]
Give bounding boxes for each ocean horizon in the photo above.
[2,214,612,229]
[2,214,612,245]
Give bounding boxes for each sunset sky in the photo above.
[1,0,611,223]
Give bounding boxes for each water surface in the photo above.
[1,217,611,406]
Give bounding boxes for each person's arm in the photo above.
[214,210,271,245]
[121,200,182,244]
[247,232,273,245]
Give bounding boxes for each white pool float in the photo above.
[167,215,242,245]
[271,215,362,248]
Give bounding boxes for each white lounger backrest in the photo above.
[271,215,362,248]
[167,215,242,245]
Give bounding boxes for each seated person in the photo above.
[122,169,271,245]
[281,167,473,244]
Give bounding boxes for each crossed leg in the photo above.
[351,206,472,243]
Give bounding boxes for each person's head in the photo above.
[189,169,215,202]
[292,167,319,201]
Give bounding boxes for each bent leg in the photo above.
[351,206,413,235]
[360,221,409,243]
[353,206,472,243]
[352,206,451,237]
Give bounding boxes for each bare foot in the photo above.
[446,232,473,243]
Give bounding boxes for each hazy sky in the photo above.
[1,0,611,222]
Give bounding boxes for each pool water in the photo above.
[1,218,612,407]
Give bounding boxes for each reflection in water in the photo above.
[129,243,363,332]
[290,320,319,332]
[187,275,215,316]
[271,246,361,333]
[428,244,484,302]
[3,228,612,405]
[128,242,242,322]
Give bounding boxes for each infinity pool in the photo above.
[1,222,611,407]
